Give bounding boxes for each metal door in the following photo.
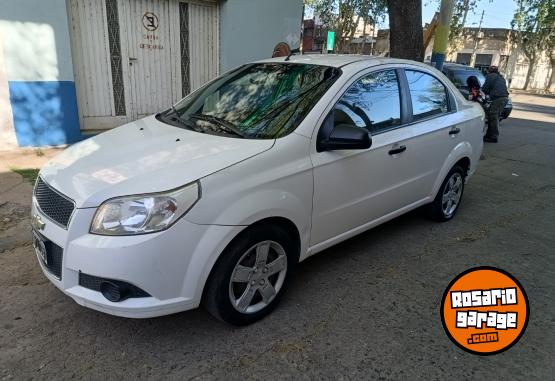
[121,0,180,119]
[69,0,219,130]
[69,0,131,130]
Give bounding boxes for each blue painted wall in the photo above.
[8,81,81,146]
[0,0,82,147]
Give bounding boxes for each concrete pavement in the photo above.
[0,94,554,380]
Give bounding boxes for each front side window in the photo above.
[333,69,401,134]
[158,63,340,139]
[405,70,449,120]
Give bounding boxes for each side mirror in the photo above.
[318,124,372,152]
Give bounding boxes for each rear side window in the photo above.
[406,70,449,120]
[334,69,401,134]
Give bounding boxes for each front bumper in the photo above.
[31,201,244,318]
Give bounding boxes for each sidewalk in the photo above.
[510,93,555,124]
[0,148,62,206]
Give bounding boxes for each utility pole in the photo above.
[370,23,375,55]
[470,10,484,67]
[430,0,454,71]
[460,0,470,31]
[453,0,470,52]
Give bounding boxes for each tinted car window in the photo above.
[406,70,449,120]
[160,63,340,139]
[449,70,485,88]
[334,70,401,134]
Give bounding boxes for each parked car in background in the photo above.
[441,63,512,120]
[31,55,484,325]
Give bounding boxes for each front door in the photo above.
[310,69,416,245]
[123,0,180,120]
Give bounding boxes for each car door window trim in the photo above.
[314,64,460,147]
[402,68,457,125]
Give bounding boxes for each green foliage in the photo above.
[10,168,40,184]
[448,0,481,52]
[511,0,554,60]
[305,0,387,52]
[424,0,487,53]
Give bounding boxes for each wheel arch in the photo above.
[432,141,473,199]
[199,215,302,305]
[455,156,471,176]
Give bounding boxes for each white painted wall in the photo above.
[0,0,75,148]
[0,0,75,82]
[219,0,303,72]
[0,36,16,148]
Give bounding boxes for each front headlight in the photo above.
[90,182,200,235]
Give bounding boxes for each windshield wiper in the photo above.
[166,106,202,132]
[190,114,246,138]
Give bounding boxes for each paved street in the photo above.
[0,94,554,380]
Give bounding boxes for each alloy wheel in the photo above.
[228,240,287,314]
[441,172,463,218]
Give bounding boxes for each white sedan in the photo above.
[32,55,484,325]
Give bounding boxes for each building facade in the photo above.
[303,16,376,54]
[302,18,327,53]
[375,27,552,91]
[0,0,303,148]
[445,28,552,90]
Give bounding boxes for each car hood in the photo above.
[40,116,274,208]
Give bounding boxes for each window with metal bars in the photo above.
[106,0,126,116]
[179,2,191,97]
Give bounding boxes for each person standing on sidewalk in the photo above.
[482,66,509,143]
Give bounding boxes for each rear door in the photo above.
[400,68,466,200]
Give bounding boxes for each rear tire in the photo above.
[202,224,297,325]
[428,165,466,222]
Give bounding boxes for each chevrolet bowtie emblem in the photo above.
[32,213,46,231]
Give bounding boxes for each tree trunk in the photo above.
[360,18,367,54]
[549,57,555,93]
[524,55,536,90]
[387,0,424,61]
[343,14,361,53]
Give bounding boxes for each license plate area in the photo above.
[32,229,48,266]
[32,229,63,279]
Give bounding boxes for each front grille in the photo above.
[78,272,151,298]
[34,177,75,229]
[44,240,63,279]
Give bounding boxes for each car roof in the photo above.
[254,54,422,68]
[442,63,481,72]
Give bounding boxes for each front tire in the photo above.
[203,224,297,325]
[428,165,466,222]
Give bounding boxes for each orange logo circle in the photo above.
[441,267,529,355]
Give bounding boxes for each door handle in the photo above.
[449,127,461,135]
[388,145,406,155]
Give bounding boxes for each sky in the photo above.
[307,0,519,30]
[421,0,518,29]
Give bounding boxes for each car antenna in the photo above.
[285,48,300,61]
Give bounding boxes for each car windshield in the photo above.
[158,63,340,139]
[450,70,485,88]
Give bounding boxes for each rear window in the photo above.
[450,70,485,88]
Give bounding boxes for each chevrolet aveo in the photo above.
[32,55,484,325]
